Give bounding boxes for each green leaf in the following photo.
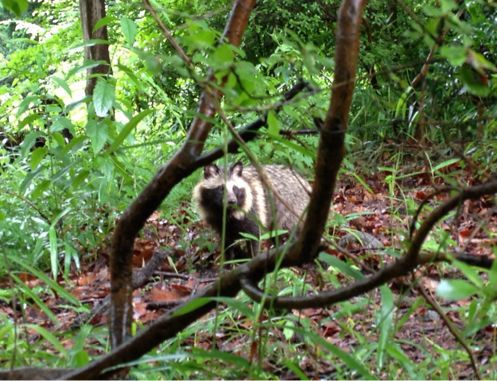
[467,49,497,73]
[302,329,376,379]
[51,116,74,134]
[459,64,490,97]
[210,297,254,318]
[171,297,211,317]
[30,147,47,170]
[440,0,457,13]
[72,350,90,367]
[264,131,314,157]
[93,15,115,32]
[20,131,42,157]
[377,285,394,369]
[120,17,138,46]
[71,38,110,49]
[386,343,417,379]
[192,348,251,368]
[86,119,108,154]
[452,260,484,288]
[25,324,67,355]
[49,226,58,279]
[210,44,235,67]
[108,109,152,153]
[267,110,281,137]
[11,275,59,324]
[17,95,39,116]
[432,158,460,172]
[52,76,72,96]
[116,63,141,88]
[9,255,80,306]
[283,360,309,380]
[71,169,90,188]
[235,61,258,94]
[436,279,479,300]
[318,253,364,280]
[31,179,50,199]
[63,135,86,155]
[1,0,28,16]
[488,260,497,292]
[395,86,413,119]
[66,60,108,79]
[259,229,287,240]
[440,45,467,67]
[18,113,41,129]
[183,21,217,50]
[93,78,115,117]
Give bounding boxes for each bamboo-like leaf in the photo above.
[108,109,153,153]
[377,285,394,369]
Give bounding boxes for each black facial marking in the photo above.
[233,185,245,207]
[201,185,224,210]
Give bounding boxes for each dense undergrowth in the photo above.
[1,0,497,378]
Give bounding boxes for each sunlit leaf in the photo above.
[86,119,108,154]
[1,0,28,16]
[377,285,394,369]
[436,279,479,300]
[120,17,137,46]
[267,110,281,137]
[30,147,47,170]
[108,109,153,153]
[52,76,72,96]
[440,45,466,67]
[93,78,115,117]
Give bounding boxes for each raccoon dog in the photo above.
[193,161,311,258]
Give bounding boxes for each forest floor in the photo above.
[2,160,496,378]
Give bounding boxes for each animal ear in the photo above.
[204,164,220,179]
[230,161,243,176]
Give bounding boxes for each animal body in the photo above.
[193,161,311,258]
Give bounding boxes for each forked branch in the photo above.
[108,0,256,349]
[239,178,497,308]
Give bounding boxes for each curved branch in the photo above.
[409,186,453,239]
[196,80,313,167]
[61,1,367,378]
[239,275,266,303]
[417,284,481,380]
[291,0,367,263]
[63,247,292,379]
[143,0,192,68]
[0,367,70,380]
[240,178,497,309]
[109,0,256,348]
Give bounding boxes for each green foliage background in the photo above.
[0,0,496,378]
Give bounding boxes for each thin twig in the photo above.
[409,186,453,239]
[417,283,481,380]
[143,0,192,68]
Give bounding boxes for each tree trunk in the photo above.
[79,0,112,96]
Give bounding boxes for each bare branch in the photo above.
[240,178,497,309]
[291,0,367,264]
[196,80,313,167]
[409,186,453,239]
[142,0,193,68]
[108,0,256,348]
[0,367,70,380]
[417,284,481,380]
